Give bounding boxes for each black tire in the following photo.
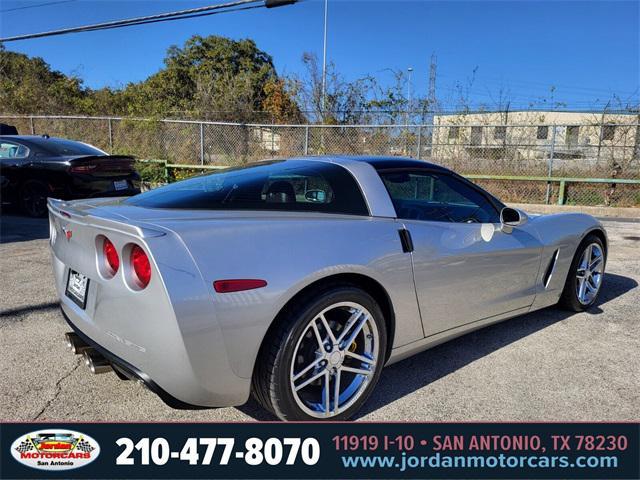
[19,180,49,218]
[558,233,606,311]
[252,284,387,421]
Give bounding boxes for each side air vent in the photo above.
[543,249,560,289]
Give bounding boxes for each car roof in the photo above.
[0,140,448,173]
[0,135,73,145]
[0,135,109,157]
[288,155,452,173]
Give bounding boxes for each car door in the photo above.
[0,139,31,200]
[379,169,543,337]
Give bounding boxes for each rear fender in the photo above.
[529,212,605,309]
[164,215,423,380]
[49,198,248,406]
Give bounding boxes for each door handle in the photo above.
[398,228,414,253]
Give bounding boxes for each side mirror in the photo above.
[304,189,327,203]
[500,207,528,233]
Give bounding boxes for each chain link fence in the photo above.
[2,115,639,207]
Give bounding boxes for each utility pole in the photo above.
[427,53,437,121]
[320,0,329,120]
[407,67,413,122]
[406,67,413,155]
[424,53,437,158]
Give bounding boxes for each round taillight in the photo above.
[130,245,151,288]
[103,238,119,274]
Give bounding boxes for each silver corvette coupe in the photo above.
[48,156,607,420]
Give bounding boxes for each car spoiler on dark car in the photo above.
[67,155,136,175]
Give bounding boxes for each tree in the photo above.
[120,35,282,121]
[261,78,304,123]
[0,45,87,114]
[1,36,301,123]
[293,52,377,124]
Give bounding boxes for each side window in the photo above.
[379,170,500,223]
[537,126,549,140]
[261,173,334,205]
[470,126,483,146]
[0,141,29,159]
[126,161,369,216]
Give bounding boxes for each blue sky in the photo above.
[1,0,638,110]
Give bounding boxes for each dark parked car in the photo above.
[0,135,140,217]
[0,123,19,135]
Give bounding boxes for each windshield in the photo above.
[125,160,369,216]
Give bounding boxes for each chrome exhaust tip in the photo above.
[82,350,112,374]
[65,332,91,354]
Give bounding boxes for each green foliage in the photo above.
[135,161,167,184]
[169,167,207,182]
[0,45,87,114]
[0,36,300,122]
[117,35,285,121]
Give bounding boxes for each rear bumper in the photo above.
[55,268,252,409]
[61,307,203,409]
[65,175,141,199]
[55,173,141,200]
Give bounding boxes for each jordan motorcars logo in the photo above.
[11,429,100,471]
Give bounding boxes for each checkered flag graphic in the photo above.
[75,439,94,453]
[15,440,34,453]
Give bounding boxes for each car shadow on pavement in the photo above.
[356,271,637,419]
[0,212,49,244]
[238,272,638,421]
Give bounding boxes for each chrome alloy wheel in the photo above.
[289,301,379,418]
[576,243,604,305]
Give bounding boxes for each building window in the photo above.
[537,126,549,140]
[566,126,580,147]
[470,126,483,146]
[494,126,507,140]
[601,124,616,141]
[448,126,460,141]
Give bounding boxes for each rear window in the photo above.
[35,138,106,156]
[125,160,369,216]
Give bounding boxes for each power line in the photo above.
[436,82,638,106]
[75,4,265,34]
[0,0,76,14]
[438,71,638,96]
[0,0,259,41]
[0,0,297,43]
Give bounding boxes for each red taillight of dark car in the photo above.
[130,245,151,288]
[103,237,119,275]
[69,157,135,175]
[69,164,98,173]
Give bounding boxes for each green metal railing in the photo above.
[138,160,640,207]
[465,174,640,205]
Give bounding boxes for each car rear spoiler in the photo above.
[47,198,165,239]
[67,155,136,173]
[68,154,135,162]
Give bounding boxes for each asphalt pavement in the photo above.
[1,213,638,421]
